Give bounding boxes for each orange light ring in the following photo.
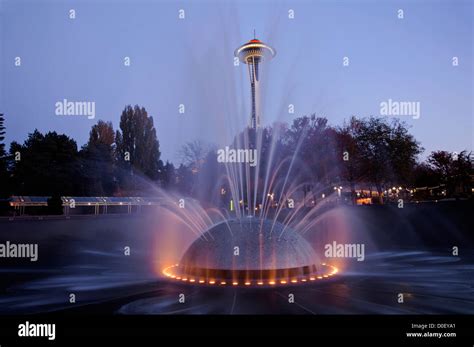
[162,263,338,287]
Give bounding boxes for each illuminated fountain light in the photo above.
[163,263,338,287]
[162,217,339,287]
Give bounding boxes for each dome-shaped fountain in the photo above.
[163,217,338,286]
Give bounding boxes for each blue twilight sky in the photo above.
[1,0,472,163]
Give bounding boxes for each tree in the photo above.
[0,114,8,197]
[427,151,453,184]
[283,115,339,190]
[175,164,193,194]
[352,117,422,200]
[389,120,423,186]
[160,161,176,189]
[81,120,116,195]
[0,114,5,152]
[336,117,364,202]
[194,149,220,204]
[115,105,161,192]
[451,151,473,195]
[9,130,80,195]
[88,120,115,147]
[427,150,473,196]
[413,163,437,188]
[179,140,211,173]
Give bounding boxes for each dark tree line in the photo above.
[0,106,163,197]
[0,110,472,202]
[162,115,472,203]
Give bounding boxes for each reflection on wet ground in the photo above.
[1,250,473,314]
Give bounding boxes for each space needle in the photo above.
[235,34,276,129]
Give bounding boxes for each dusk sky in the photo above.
[1,0,472,163]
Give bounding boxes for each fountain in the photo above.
[159,36,340,287]
[163,217,337,286]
